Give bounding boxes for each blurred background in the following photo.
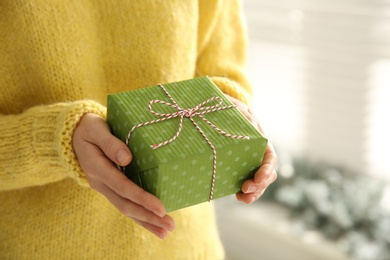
[215,0,390,259]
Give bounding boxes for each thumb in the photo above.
[99,131,132,167]
[82,114,133,166]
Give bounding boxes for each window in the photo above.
[245,0,390,178]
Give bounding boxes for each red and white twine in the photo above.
[125,84,250,201]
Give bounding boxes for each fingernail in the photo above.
[116,149,131,165]
[159,231,168,240]
[153,209,165,218]
[163,222,175,232]
[246,186,257,193]
[258,178,266,185]
[249,196,256,204]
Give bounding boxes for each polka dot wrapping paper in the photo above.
[107,76,267,212]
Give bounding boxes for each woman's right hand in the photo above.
[72,113,175,239]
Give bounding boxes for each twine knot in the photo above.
[180,108,195,118]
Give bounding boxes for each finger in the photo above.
[132,219,169,240]
[242,169,278,194]
[225,95,277,179]
[236,192,244,202]
[103,167,168,218]
[226,95,258,128]
[237,187,265,204]
[76,137,168,218]
[241,179,259,194]
[88,154,168,218]
[254,143,278,184]
[226,94,270,136]
[247,107,267,135]
[85,114,132,166]
[236,191,263,205]
[75,121,174,233]
[238,168,277,204]
[240,107,258,129]
[95,181,175,235]
[269,169,278,183]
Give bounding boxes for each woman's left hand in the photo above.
[226,95,278,204]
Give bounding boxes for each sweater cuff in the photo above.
[60,100,106,187]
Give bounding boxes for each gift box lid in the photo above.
[107,76,265,174]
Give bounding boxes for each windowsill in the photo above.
[215,196,350,260]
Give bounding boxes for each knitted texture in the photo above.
[0,0,251,259]
[0,101,106,190]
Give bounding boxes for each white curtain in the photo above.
[244,0,390,178]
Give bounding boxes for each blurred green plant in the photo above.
[260,151,390,259]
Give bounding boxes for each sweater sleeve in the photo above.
[196,0,252,105]
[0,100,106,191]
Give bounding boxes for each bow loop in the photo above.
[148,100,180,117]
[148,95,225,119]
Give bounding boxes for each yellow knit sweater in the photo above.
[0,0,252,259]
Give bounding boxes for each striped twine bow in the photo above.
[125,84,250,201]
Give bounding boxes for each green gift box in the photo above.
[107,76,267,212]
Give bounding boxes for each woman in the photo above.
[0,0,277,258]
